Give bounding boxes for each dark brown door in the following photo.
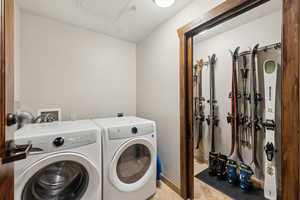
[0,0,15,199]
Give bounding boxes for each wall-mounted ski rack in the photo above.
[239,42,281,56]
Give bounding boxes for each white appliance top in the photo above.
[93,116,155,140]
[15,120,99,139]
[93,116,154,128]
[15,120,100,154]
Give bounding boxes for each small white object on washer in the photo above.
[93,116,157,200]
[14,120,102,200]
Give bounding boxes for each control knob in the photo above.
[131,127,138,134]
[53,137,64,147]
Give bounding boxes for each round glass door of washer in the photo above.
[110,138,155,192]
[22,161,88,200]
[20,153,99,200]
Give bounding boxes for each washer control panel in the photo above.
[15,130,98,155]
[108,123,155,140]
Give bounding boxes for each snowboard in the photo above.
[263,59,278,200]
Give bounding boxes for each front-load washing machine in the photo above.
[93,116,157,200]
[14,120,101,200]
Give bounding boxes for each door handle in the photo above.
[1,140,32,164]
[6,113,17,126]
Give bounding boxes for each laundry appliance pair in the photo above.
[14,116,157,200]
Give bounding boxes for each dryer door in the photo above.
[110,138,155,192]
[17,153,99,200]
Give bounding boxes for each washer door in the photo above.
[110,138,155,192]
[20,153,99,200]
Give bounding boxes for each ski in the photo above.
[207,54,218,153]
[240,55,250,147]
[262,59,278,200]
[207,54,219,176]
[194,60,205,162]
[227,47,243,162]
[249,44,261,170]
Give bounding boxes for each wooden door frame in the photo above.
[177,0,300,199]
[0,0,15,199]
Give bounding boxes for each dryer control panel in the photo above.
[15,131,98,155]
[108,123,155,140]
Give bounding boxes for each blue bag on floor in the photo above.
[157,155,162,181]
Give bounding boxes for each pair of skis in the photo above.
[194,55,218,160]
[207,54,218,153]
[193,60,205,161]
[195,55,218,161]
[228,45,278,200]
[228,45,262,165]
[240,55,250,147]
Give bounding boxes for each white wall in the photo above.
[20,12,136,120]
[17,0,282,189]
[136,0,222,186]
[14,4,21,105]
[137,0,281,187]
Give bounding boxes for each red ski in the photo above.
[228,47,243,162]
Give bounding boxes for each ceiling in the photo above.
[17,0,195,42]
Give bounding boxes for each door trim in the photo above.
[0,0,15,199]
[177,0,300,199]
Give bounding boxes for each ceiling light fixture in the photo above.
[153,0,175,8]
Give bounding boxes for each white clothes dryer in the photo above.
[14,120,101,200]
[93,116,157,200]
